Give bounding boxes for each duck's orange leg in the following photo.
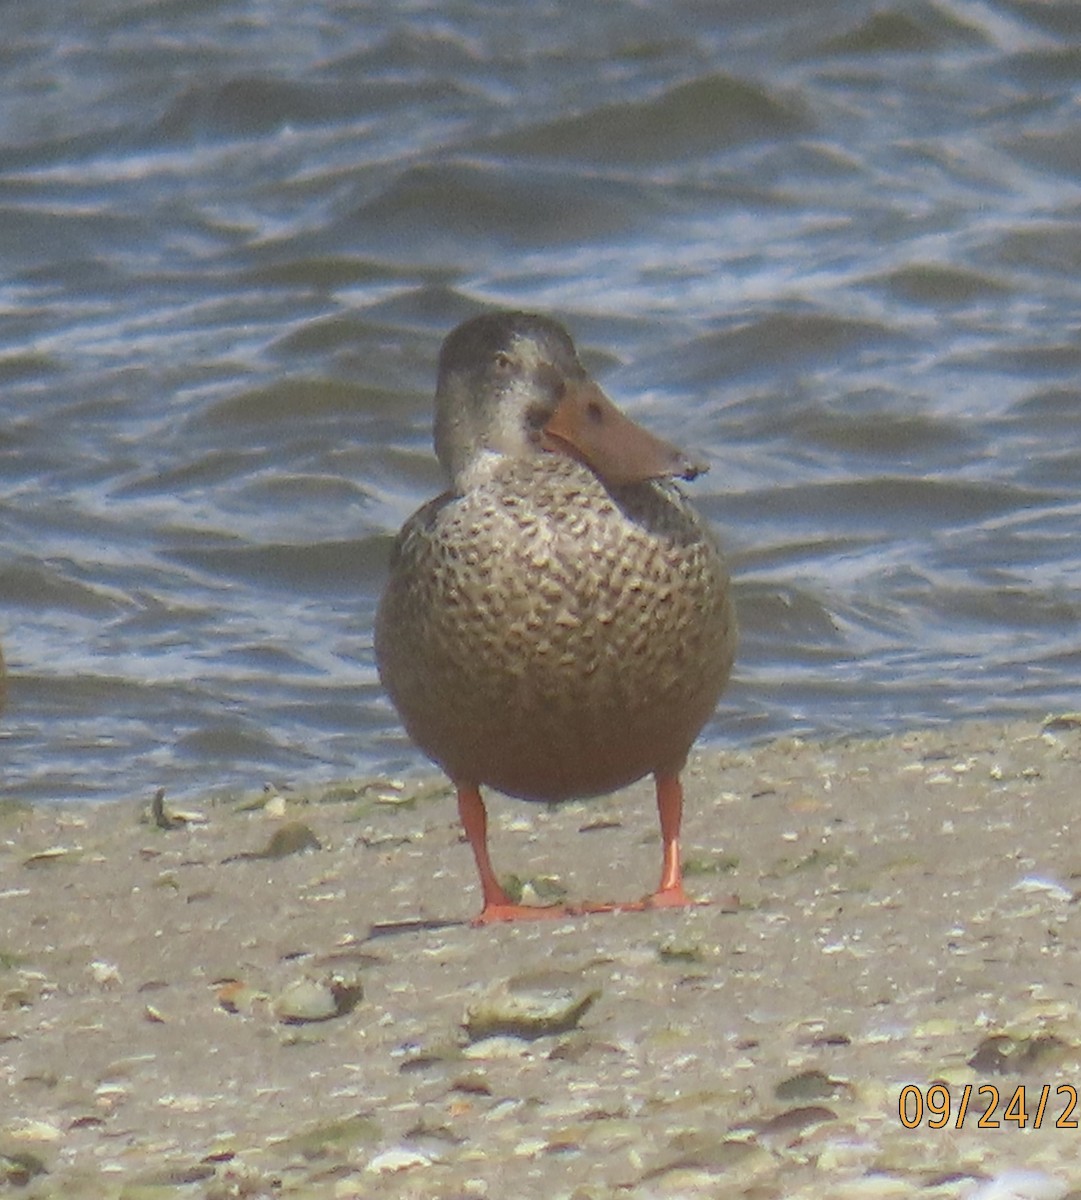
[647,771,696,908]
[570,772,702,915]
[456,784,572,925]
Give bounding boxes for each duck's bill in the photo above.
[541,380,708,487]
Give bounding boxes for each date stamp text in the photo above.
[899,1083,1078,1130]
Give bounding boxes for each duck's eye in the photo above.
[493,351,513,371]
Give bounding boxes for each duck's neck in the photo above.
[452,449,514,494]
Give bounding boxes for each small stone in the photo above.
[259,822,322,859]
[753,1104,838,1144]
[273,974,363,1024]
[968,1033,1068,1075]
[366,1148,432,1174]
[465,971,599,1042]
[774,1069,849,1102]
[462,1036,532,1060]
[222,821,322,863]
[3,1119,62,1143]
[0,1152,48,1186]
[88,960,122,989]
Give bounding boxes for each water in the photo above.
[1,0,1079,803]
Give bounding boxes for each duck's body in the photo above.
[377,455,733,803]
[375,311,737,923]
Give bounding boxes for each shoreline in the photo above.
[2,716,1080,1198]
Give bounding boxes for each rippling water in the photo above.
[1,0,1079,803]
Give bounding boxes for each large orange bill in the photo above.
[542,380,707,487]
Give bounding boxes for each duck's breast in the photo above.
[375,457,736,801]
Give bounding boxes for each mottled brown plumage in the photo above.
[375,311,737,923]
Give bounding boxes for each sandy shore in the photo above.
[2,718,1081,1199]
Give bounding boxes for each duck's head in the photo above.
[434,311,707,493]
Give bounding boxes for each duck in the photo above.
[375,311,737,924]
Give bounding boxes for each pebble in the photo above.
[464,970,599,1041]
[272,974,364,1023]
[365,1148,433,1174]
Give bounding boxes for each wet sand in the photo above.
[2,718,1081,1199]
